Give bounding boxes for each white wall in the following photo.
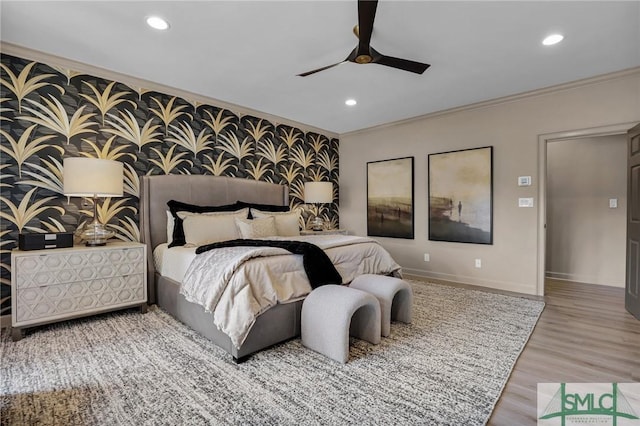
[546,135,627,287]
[339,70,640,295]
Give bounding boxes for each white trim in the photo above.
[536,122,639,296]
[545,271,625,288]
[0,42,338,139]
[537,136,547,297]
[343,67,640,137]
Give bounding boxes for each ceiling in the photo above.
[1,1,639,135]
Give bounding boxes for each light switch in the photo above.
[609,198,618,208]
[519,198,534,208]
[518,176,532,186]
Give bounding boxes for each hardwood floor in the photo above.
[487,279,640,425]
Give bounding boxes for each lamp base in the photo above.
[77,221,114,247]
[311,216,325,231]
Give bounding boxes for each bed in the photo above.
[140,175,400,361]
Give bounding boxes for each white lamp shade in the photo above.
[63,158,123,197]
[304,182,333,204]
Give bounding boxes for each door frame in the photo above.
[537,122,639,296]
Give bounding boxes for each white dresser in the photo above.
[11,242,147,341]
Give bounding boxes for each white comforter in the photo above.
[180,235,401,349]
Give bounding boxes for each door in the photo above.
[626,123,640,320]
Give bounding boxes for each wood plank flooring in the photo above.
[487,279,640,425]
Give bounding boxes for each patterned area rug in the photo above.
[1,281,544,425]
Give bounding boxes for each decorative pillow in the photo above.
[236,201,290,219]
[167,200,243,247]
[179,208,249,247]
[166,210,174,243]
[235,216,278,239]
[251,209,300,237]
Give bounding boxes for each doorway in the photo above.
[537,122,638,296]
[545,134,627,287]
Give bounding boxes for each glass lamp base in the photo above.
[78,222,114,246]
[311,216,325,231]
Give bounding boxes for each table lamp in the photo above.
[63,158,123,246]
[304,181,333,231]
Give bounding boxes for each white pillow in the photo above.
[166,211,174,243]
[179,208,249,246]
[235,216,277,239]
[251,209,300,237]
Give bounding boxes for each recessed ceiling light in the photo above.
[345,99,357,106]
[146,16,170,31]
[542,34,564,46]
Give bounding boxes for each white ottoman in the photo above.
[350,274,413,337]
[301,285,381,363]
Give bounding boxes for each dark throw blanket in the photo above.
[196,239,342,289]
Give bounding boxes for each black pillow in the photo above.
[236,201,290,219]
[167,200,243,247]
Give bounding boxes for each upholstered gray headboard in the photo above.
[140,175,289,303]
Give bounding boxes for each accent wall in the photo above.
[0,53,339,317]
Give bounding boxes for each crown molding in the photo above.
[342,66,640,138]
[0,42,339,139]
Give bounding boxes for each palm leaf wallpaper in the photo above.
[0,54,340,316]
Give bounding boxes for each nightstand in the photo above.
[11,241,147,341]
[300,229,349,236]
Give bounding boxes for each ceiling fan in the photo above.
[298,0,430,77]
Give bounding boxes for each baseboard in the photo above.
[403,268,537,296]
[1,314,11,330]
[545,271,624,288]
[404,273,543,301]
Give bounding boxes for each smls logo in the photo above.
[538,383,640,426]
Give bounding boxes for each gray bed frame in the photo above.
[140,175,303,362]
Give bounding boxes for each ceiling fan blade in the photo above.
[356,0,378,58]
[297,1,431,77]
[372,53,430,75]
[297,61,345,77]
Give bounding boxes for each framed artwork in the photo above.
[367,157,414,239]
[428,146,493,244]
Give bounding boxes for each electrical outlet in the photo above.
[424,253,430,262]
[475,258,482,268]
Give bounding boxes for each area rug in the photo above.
[1,280,544,425]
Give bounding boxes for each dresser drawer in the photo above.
[14,247,145,289]
[14,274,145,325]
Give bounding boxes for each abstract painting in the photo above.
[367,157,414,239]
[428,146,493,244]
